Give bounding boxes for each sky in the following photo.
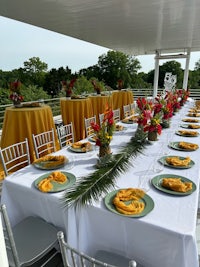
[1,16,200,74]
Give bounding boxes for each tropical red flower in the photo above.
[90,122,100,132]
[10,80,21,92]
[90,105,115,147]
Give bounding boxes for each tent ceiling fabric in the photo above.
[1,0,200,55]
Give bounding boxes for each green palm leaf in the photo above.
[62,130,147,207]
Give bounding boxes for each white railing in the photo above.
[0,88,200,132]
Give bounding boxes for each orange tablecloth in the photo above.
[60,98,93,141]
[89,95,113,124]
[111,90,134,119]
[0,105,59,162]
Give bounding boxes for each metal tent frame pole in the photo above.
[183,49,191,89]
[153,50,160,98]
[153,49,191,97]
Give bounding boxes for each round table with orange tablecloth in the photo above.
[88,95,113,124]
[0,105,59,162]
[60,97,93,142]
[111,90,134,119]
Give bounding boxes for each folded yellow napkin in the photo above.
[188,124,200,129]
[187,113,200,117]
[71,141,92,152]
[166,156,191,166]
[33,155,67,168]
[162,178,192,192]
[38,171,67,192]
[113,188,145,215]
[182,118,199,123]
[178,130,198,136]
[178,142,199,150]
[115,125,124,131]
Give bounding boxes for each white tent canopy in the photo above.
[1,0,200,90]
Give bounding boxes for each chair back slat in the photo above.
[57,123,74,149]
[130,102,135,115]
[57,231,137,267]
[0,138,30,177]
[99,113,104,126]
[1,204,59,267]
[32,129,56,159]
[1,205,21,267]
[113,108,120,123]
[123,104,131,119]
[84,116,96,137]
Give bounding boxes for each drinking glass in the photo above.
[138,173,150,192]
[65,155,75,170]
[152,154,164,173]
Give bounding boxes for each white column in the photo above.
[153,50,160,98]
[183,49,191,89]
[0,218,9,267]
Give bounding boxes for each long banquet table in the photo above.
[1,100,199,267]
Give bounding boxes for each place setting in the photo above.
[158,155,195,169]
[104,186,154,218]
[180,123,200,129]
[32,154,74,170]
[114,124,127,132]
[68,141,94,153]
[186,112,200,117]
[121,115,138,124]
[182,118,200,123]
[34,170,76,193]
[168,141,199,151]
[151,173,196,196]
[175,129,199,137]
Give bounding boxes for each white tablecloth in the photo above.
[1,101,199,267]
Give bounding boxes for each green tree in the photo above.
[97,50,141,89]
[20,85,49,101]
[159,61,183,88]
[132,72,152,88]
[22,57,48,87]
[188,70,200,89]
[79,65,101,80]
[146,61,183,89]
[0,88,11,105]
[73,76,94,95]
[194,59,200,70]
[43,66,73,96]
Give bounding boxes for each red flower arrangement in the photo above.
[91,105,115,147]
[91,79,102,94]
[10,92,24,102]
[61,79,76,97]
[155,93,173,120]
[9,80,24,103]
[136,97,153,126]
[144,113,162,135]
[164,91,181,112]
[136,97,162,136]
[117,79,124,90]
[177,89,190,106]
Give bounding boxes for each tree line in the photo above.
[0,50,200,105]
